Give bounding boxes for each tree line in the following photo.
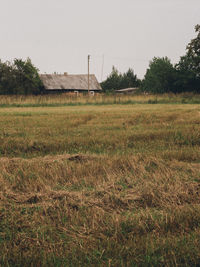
[102,24,200,94]
[0,25,200,94]
[101,67,141,92]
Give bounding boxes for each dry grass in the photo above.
[0,92,199,107]
[0,95,200,266]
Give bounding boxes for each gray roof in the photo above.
[116,88,138,92]
[40,74,102,91]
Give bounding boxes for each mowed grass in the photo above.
[0,96,200,266]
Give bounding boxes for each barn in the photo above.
[40,73,102,93]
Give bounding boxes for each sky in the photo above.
[1,0,200,81]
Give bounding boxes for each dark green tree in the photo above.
[185,24,200,76]
[142,57,176,93]
[120,68,141,89]
[0,60,15,94]
[13,58,43,94]
[0,58,43,95]
[101,66,122,91]
[175,25,200,92]
[101,66,140,91]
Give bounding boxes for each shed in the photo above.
[116,88,138,94]
[40,73,102,93]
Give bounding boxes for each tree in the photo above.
[175,25,200,92]
[101,66,141,91]
[101,66,122,91]
[185,24,200,77]
[0,60,16,94]
[13,58,43,94]
[0,58,43,95]
[120,68,141,89]
[142,57,176,93]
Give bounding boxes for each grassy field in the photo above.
[0,92,200,107]
[0,94,200,266]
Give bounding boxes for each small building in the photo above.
[116,87,138,94]
[40,73,102,93]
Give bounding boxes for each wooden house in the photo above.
[40,73,102,93]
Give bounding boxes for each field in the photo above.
[0,94,200,266]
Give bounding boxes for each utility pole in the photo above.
[88,55,90,94]
[101,54,104,82]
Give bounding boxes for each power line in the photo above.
[91,54,149,62]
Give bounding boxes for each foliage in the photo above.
[0,58,43,95]
[142,25,200,94]
[175,24,200,93]
[185,24,200,76]
[101,66,141,91]
[141,57,177,93]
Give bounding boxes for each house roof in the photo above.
[40,74,102,91]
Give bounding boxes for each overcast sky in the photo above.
[1,0,200,81]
